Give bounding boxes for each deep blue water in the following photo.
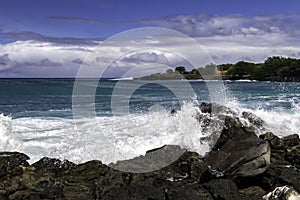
[0,79,299,118]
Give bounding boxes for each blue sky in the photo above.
[1,0,299,39]
[0,0,300,77]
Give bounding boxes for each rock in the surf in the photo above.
[263,185,300,200]
[205,115,271,177]
[0,152,30,177]
[32,157,76,175]
[242,111,264,127]
[109,145,186,173]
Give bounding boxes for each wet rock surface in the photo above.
[1,103,300,199]
[205,115,271,178]
[109,145,186,173]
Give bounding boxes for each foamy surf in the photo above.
[223,99,300,137]
[0,114,22,152]
[0,102,220,164]
[0,100,299,165]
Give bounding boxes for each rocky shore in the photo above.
[1,103,300,199]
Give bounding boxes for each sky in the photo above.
[0,0,300,77]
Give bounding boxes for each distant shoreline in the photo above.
[0,77,299,82]
[135,76,300,82]
[136,56,300,82]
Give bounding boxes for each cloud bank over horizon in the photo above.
[1,13,300,77]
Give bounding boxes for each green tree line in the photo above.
[218,56,300,81]
[140,56,300,81]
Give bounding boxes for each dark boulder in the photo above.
[199,102,236,115]
[109,145,186,173]
[205,116,271,178]
[166,183,213,200]
[282,134,300,147]
[286,145,300,167]
[263,185,300,200]
[242,111,264,127]
[203,179,262,199]
[279,168,300,192]
[32,157,76,175]
[157,151,209,183]
[260,132,284,150]
[239,186,266,197]
[62,160,111,199]
[0,152,29,178]
[203,179,240,199]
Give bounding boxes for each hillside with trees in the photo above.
[139,56,300,81]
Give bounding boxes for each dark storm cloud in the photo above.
[49,16,105,24]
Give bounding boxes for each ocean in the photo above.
[0,79,299,165]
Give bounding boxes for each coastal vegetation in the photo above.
[139,56,300,81]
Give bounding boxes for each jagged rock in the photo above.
[242,111,264,127]
[211,116,244,150]
[0,152,29,178]
[8,190,41,200]
[239,186,266,197]
[61,160,111,199]
[203,179,261,199]
[166,183,213,200]
[206,116,271,178]
[199,102,236,115]
[156,151,209,183]
[95,171,212,200]
[203,179,240,199]
[95,172,167,200]
[32,157,75,171]
[170,108,176,114]
[0,149,212,199]
[282,134,300,147]
[263,185,300,200]
[109,145,186,173]
[260,132,300,166]
[197,102,241,150]
[286,145,300,166]
[32,157,76,175]
[260,132,284,150]
[279,168,300,192]
[199,102,214,114]
[8,186,65,200]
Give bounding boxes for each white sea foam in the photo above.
[250,108,300,137]
[0,114,22,152]
[0,103,221,164]
[224,99,300,137]
[70,102,223,164]
[0,101,299,165]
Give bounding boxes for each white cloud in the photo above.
[121,52,169,64]
[0,40,93,77]
[144,13,300,38]
[0,13,300,77]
